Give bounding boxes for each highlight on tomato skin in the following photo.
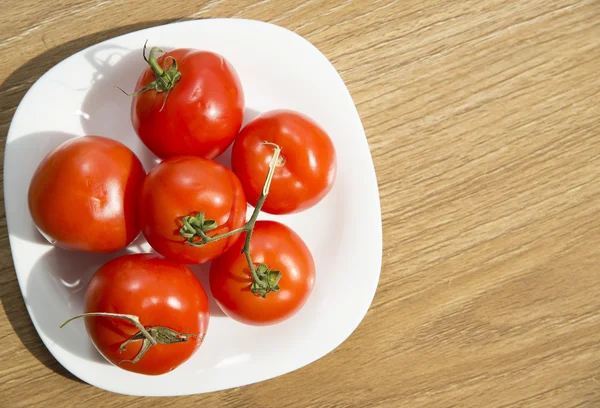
[27,135,146,253]
[231,109,337,215]
[80,253,210,375]
[209,220,316,326]
[130,45,244,160]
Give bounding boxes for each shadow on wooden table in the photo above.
[0,18,190,383]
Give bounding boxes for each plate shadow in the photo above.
[5,131,76,244]
[189,262,227,318]
[26,248,134,363]
[0,18,192,383]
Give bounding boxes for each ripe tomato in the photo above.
[210,221,315,325]
[131,46,244,159]
[83,254,209,375]
[231,110,336,214]
[28,136,145,253]
[140,156,247,264]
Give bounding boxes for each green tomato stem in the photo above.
[117,42,181,111]
[234,143,280,286]
[242,190,268,284]
[61,312,202,364]
[145,44,165,77]
[198,225,247,244]
[61,312,157,346]
[179,143,282,296]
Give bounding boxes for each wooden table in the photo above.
[1,1,599,407]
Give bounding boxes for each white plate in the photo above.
[4,18,381,396]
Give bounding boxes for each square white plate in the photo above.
[4,18,382,396]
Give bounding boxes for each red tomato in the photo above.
[210,221,315,325]
[131,46,244,159]
[28,136,145,252]
[140,156,247,264]
[83,254,209,375]
[231,110,336,214]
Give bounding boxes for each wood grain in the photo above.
[1,1,599,407]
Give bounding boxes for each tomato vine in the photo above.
[179,142,283,297]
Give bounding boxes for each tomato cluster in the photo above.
[28,44,336,375]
